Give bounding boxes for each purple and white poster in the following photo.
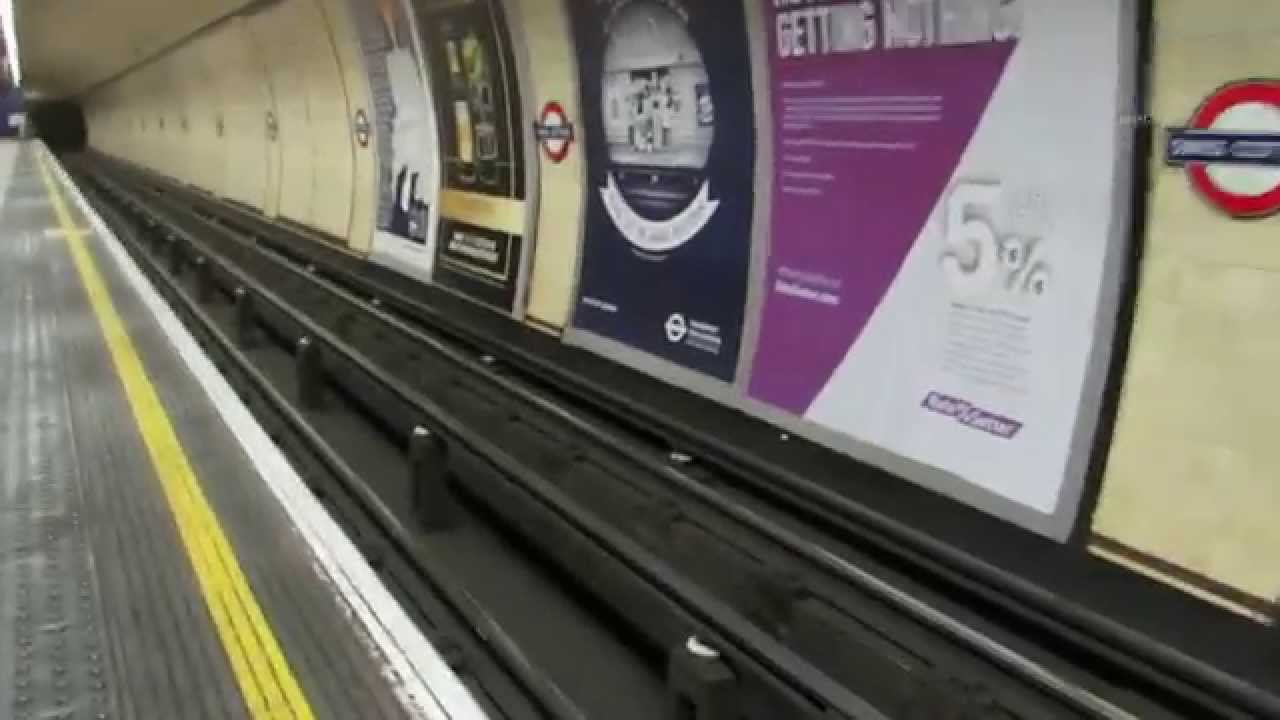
[749,0,1136,537]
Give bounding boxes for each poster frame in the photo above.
[561,0,768,390]
[568,0,1146,542]
[348,0,446,282]
[414,0,538,320]
[747,0,1145,541]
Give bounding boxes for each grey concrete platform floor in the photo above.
[0,140,432,720]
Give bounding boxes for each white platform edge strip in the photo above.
[41,143,489,720]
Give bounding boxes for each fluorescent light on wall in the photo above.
[1,0,19,87]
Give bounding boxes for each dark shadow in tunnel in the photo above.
[28,99,86,153]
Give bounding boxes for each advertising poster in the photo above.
[350,0,442,281]
[566,0,757,381]
[416,0,529,313]
[749,0,1134,537]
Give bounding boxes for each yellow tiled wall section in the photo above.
[516,0,587,331]
[83,0,362,249]
[1094,0,1280,608]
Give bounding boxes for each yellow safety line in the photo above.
[36,150,316,720]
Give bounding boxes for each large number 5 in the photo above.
[940,182,1001,296]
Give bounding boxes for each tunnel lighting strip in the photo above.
[2,0,19,86]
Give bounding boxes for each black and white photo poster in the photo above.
[567,0,757,381]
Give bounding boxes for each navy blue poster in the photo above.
[567,0,756,381]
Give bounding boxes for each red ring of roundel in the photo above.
[1186,79,1280,218]
[539,102,573,164]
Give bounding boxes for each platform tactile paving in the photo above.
[2,203,117,720]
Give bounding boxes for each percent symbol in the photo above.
[998,236,1051,298]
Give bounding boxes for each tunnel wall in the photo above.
[83,0,375,247]
[83,0,599,330]
[77,0,1279,626]
[83,0,1136,543]
[1091,0,1280,620]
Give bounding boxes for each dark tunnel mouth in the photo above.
[28,98,87,152]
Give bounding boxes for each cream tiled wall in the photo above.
[1094,0,1280,611]
[83,0,374,252]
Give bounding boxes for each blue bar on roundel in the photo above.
[1166,128,1280,167]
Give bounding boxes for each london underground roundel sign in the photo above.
[534,102,575,164]
[1166,80,1280,218]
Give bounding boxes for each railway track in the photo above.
[68,153,1271,720]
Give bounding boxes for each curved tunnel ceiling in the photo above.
[16,0,258,98]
